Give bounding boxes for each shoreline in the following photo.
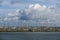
[0,27,60,32]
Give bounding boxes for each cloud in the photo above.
[26,4,48,20]
[3,3,60,26]
[0,0,60,26]
[30,4,46,11]
[28,4,47,11]
[4,9,21,21]
[4,17,19,21]
[4,4,56,21]
[25,4,59,25]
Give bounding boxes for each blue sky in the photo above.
[0,0,60,9]
[0,0,60,27]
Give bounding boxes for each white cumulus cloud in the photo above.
[3,3,60,26]
[28,4,47,11]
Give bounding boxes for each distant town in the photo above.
[0,26,60,32]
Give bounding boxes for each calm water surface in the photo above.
[0,32,60,40]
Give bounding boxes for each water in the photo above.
[0,32,60,40]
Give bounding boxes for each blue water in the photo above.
[0,32,60,40]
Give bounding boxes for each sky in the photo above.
[0,0,60,27]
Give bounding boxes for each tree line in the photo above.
[0,26,60,32]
